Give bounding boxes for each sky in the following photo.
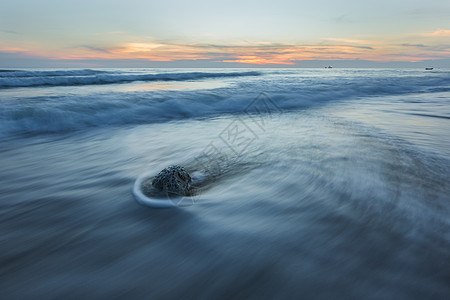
[1,0,450,67]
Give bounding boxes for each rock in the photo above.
[152,165,192,196]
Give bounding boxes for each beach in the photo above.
[1,68,449,299]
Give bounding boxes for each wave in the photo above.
[406,112,450,120]
[0,91,261,135]
[0,70,261,88]
[1,69,449,138]
[0,69,110,78]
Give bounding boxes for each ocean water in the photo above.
[0,68,449,299]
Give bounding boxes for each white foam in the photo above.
[132,171,178,208]
[0,71,261,88]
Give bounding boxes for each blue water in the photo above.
[1,68,449,299]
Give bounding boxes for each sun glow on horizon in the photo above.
[1,0,449,67]
[1,27,450,66]
[36,33,450,65]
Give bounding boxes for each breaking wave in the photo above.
[0,70,261,88]
[1,68,449,138]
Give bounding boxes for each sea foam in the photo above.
[0,70,261,88]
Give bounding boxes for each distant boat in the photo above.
[425,67,433,70]
[325,66,333,69]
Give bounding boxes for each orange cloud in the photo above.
[2,38,448,65]
[102,42,380,64]
[55,41,445,64]
[225,56,296,65]
[0,46,29,52]
[119,42,165,53]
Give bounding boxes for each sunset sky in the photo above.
[1,0,450,67]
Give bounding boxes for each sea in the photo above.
[0,68,449,299]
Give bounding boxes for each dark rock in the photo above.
[152,165,192,196]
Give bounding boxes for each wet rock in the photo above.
[152,165,192,196]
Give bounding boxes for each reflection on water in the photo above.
[120,80,229,92]
[326,92,450,157]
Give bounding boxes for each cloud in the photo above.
[400,43,426,48]
[1,30,18,35]
[332,14,354,24]
[422,29,450,37]
[323,38,374,44]
[55,41,381,65]
[2,34,449,66]
[0,46,28,52]
[78,45,111,53]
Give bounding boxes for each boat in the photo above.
[425,67,433,70]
